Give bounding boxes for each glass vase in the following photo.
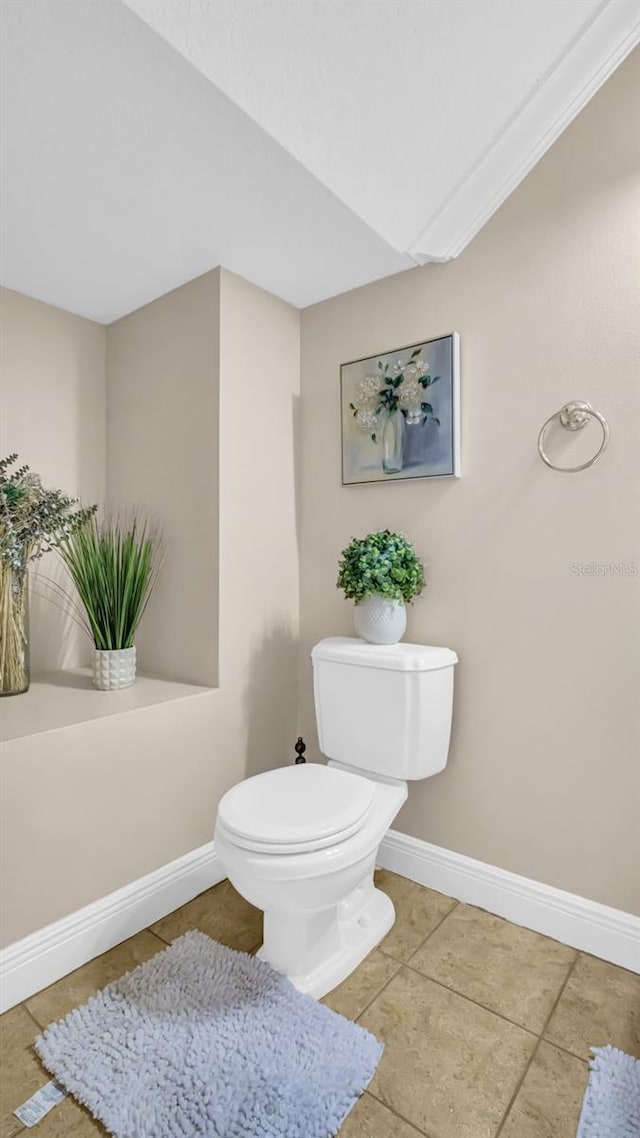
[382,409,405,474]
[0,557,30,696]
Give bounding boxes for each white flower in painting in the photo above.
[416,359,428,375]
[405,407,423,425]
[398,377,423,410]
[354,408,381,435]
[352,374,381,409]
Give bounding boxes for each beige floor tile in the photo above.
[374,870,456,962]
[545,953,640,1060]
[339,1092,425,1136]
[0,1003,36,1055]
[0,1009,98,1138]
[360,966,536,1138]
[27,1097,107,1137]
[410,904,575,1032]
[499,1042,588,1138]
[26,930,165,1029]
[151,879,263,952]
[0,1004,44,1138]
[6,875,632,1138]
[323,950,400,1020]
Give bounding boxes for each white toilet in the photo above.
[214,636,457,998]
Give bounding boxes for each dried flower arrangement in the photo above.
[0,454,96,695]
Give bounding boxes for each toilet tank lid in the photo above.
[312,637,458,672]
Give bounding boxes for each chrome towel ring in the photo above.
[537,401,609,473]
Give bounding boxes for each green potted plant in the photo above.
[58,515,162,690]
[337,530,425,645]
[0,454,96,696]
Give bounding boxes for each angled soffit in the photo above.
[124,0,640,263]
[0,0,411,322]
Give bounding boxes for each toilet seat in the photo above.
[217,764,376,855]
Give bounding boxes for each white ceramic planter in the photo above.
[92,647,137,690]
[353,596,407,645]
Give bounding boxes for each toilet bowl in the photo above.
[215,637,457,999]
[214,762,407,998]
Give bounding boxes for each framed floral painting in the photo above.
[340,333,460,484]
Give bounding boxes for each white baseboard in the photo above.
[0,842,225,1013]
[378,830,640,974]
[3,831,637,1014]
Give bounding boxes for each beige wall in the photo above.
[218,267,301,780]
[107,271,220,686]
[1,268,300,945]
[2,689,218,941]
[299,51,640,914]
[0,287,106,671]
[105,263,300,732]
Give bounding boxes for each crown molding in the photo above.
[409,0,640,263]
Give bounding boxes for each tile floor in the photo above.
[2,870,638,1138]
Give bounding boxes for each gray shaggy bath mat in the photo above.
[35,930,382,1138]
[577,1045,640,1138]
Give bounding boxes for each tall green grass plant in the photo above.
[59,517,161,650]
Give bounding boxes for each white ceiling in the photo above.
[1,0,638,323]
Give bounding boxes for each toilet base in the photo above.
[257,885,395,1000]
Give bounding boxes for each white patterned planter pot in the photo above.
[353,596,407,645]
[92,647,137,690]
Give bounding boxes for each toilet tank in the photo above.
[312,637,457,781]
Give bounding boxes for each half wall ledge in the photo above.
[1,670,213,743]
